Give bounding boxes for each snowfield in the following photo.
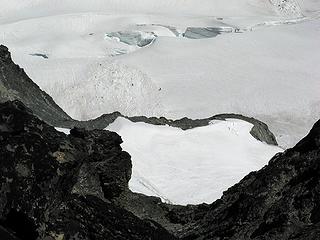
[0,0,280,21]
[120,19,320,148]
[106,117,282,205]
[0,0,319,148]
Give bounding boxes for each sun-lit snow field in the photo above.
[0,0,319,148]
[106,117,282,205]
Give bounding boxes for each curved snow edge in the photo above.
[57,112,278,146]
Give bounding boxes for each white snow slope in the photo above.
[0,0,319,148]
[106,117,282,205]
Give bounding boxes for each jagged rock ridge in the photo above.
[0,100,175,240]
[0,100,320,239]
[0,45,72,126]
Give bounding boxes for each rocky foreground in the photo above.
[0,99,320,240]
[0,100,175,240]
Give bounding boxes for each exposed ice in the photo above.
[105,31,156,47]
[183,27,232,39]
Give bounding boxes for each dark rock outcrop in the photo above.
[0,101,320,240]
[0,100,175,240]
[0,45,277,145]
[127,113,277,145]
